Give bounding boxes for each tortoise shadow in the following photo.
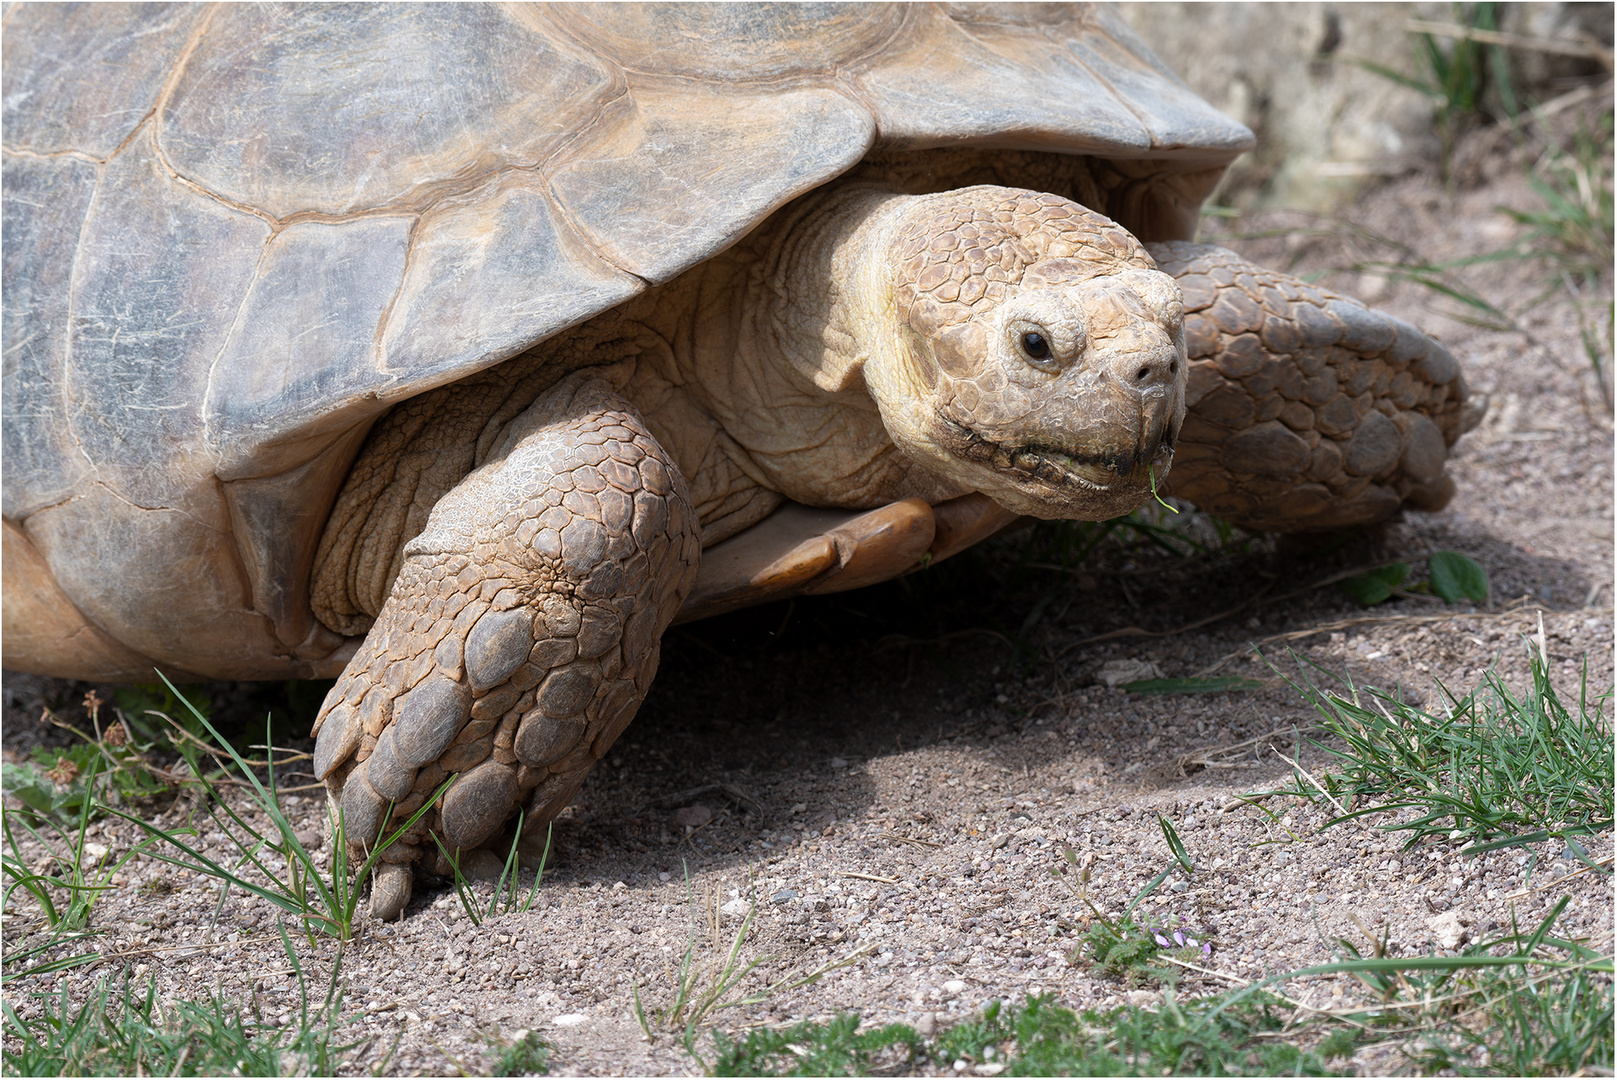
[501,514,1598,894]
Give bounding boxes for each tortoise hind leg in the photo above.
[310,373,700,920]
[1146,240,1484,532]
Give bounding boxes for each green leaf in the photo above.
[1159,816,1194,876]
[1348,58,1441,98]
[1340,575,1392,605]
[1428,551,1489,603]
[1340,562,1409,606]
[1122,677,1265,694]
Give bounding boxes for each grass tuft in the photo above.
[99,674,448,943]
[1277,644,1613,851]
[490,1027,551,1076]
[435,816,552,926]
[2,755,155,977]
[633,869,872,1050]
[2,924,368,1077]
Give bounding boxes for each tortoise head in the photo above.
[865,188,1187,520]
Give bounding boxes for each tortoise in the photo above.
[2,4,1480,919]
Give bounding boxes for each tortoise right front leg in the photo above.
[309,375,700,920]
[1146,241,1484,533]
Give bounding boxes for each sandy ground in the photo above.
[3,101,1612,1076]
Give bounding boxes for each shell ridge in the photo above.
[202,214,285,473]
[1062,31,1163,151]
[544,173,652,289]
[148,1,222,165]
[59,149,122,485]
[148,8,287,234]
[372,67,652,358]
[528,76,652,290]
[370,214,428,375]
[0,145,119,168]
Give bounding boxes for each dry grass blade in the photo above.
[1175,728,1316,777]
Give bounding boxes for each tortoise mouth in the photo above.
[939,416,1176,493]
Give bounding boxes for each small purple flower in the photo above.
[1146,917,1213,958]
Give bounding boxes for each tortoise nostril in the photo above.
[1169,360,1178,376]
[1136,365,1152,382]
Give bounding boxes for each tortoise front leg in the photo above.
[1146,241,1484,532]
[309,374,700,920]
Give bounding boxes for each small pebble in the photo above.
[552,1013,587,1027]
[943,979,967,995]
[671,804,712,828]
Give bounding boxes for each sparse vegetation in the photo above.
[1050,816,1201,986]
[705,897,1610,1076]
[2,926,370,1077]
[707,990,1358,1076]
[2,758,151,978]
[1352,2,1518,179]
[90,676,447,944]
[489,1027,551,1076]
[436,816,552,926]
[633,870,871,1043]
[1281,643,1613,852]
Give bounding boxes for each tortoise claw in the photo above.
[370,862,413,922]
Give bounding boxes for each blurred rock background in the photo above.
[1116,2,1613,210]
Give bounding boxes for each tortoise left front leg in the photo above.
[1146,240,1485,533]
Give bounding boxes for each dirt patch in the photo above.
[4,104,1612,1076]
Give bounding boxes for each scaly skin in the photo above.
[311,373,699,919]
[775,185,1187,522]
[1147,241,1480,531]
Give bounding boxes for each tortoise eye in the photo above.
[1020,331,1050,360]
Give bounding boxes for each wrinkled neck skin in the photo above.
[678,185,970,510]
